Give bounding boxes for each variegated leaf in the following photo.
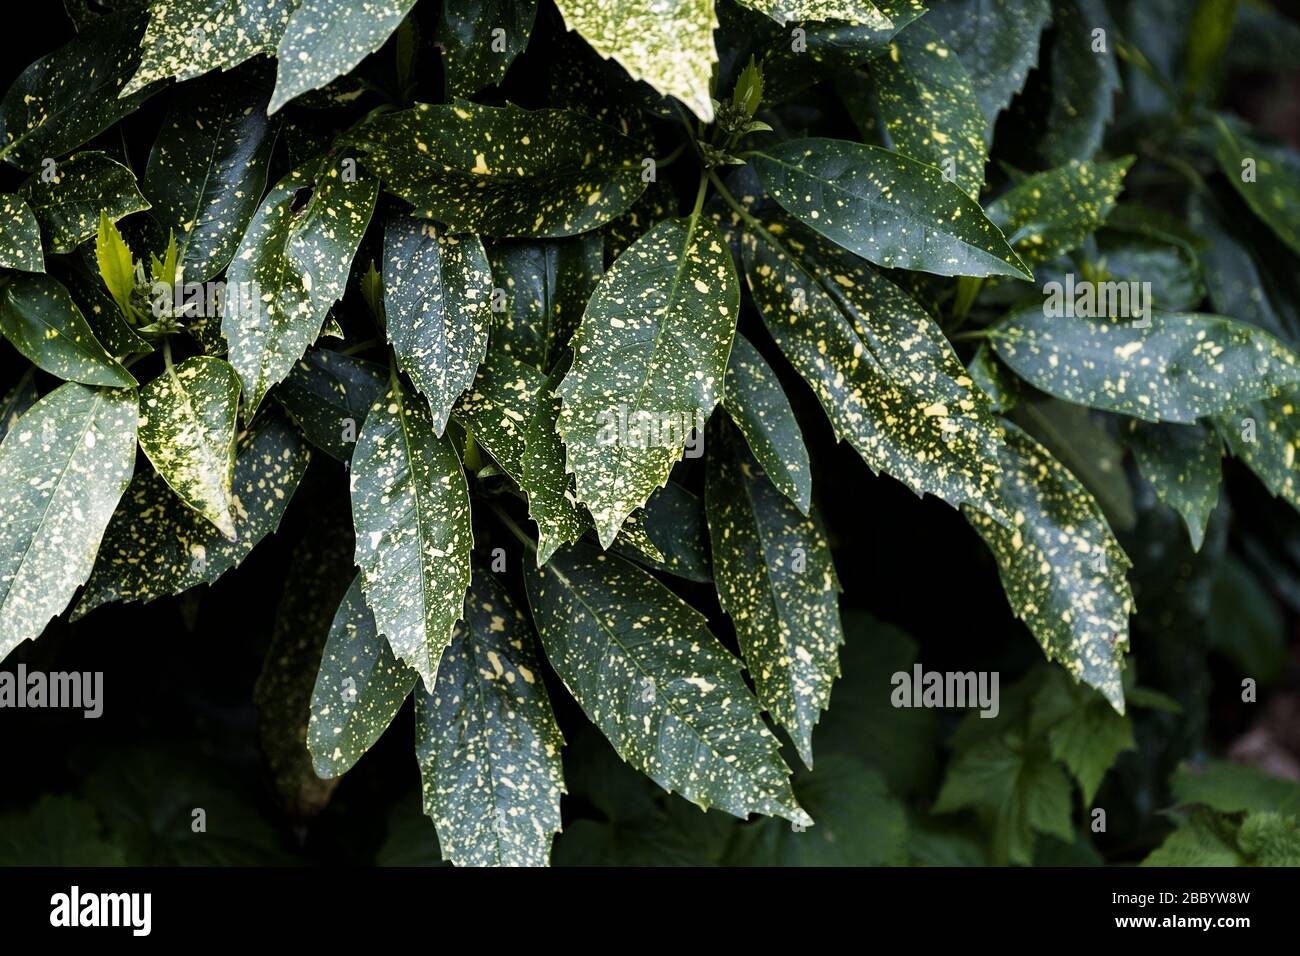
[722,332,811,514]
[350,376,474,690]
[270,0,419,113]
[732,198,1009,521]
[309,574,418,778]
[0,195,45,272]
[985,157,1133,268]
[751,139,1031,279]
[557,216,739,547]
[0,383,137,661]
[415,567,564,866]
[124,0,294,96]
[1126,419,1222,551]
[143,77,275,282]
[355,101,646,238]
[0,273,136,388]
[224,156,378,411]
[137,356,241,540]
[74,411,309,617]
[552,0,718,121]
[19,151,150,255]
[383,214,493,435]
[439,0,539,97]
[964,423,1133,711]
[991,306,1300,424]
[524,542,811,824]
[0,9,156,171]
[706,422,843,767]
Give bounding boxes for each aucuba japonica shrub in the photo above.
[1,0,1299,868]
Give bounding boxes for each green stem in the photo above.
[949,328,993,343]
[657,142,688,169]
[461,429,484,473]
[950,276,986,329]
[690,170,709,220]
[488,501,537,554]
[162,336,174,372]
[341,337,381,356]
[707,169,768,237]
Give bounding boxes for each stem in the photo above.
[690,170,709,220]
[488,501,537,554]
[949,276,986,331]
[708,169,763,232]
[162,337,174,372]
[657,142,688,169]
[950,329,993,342]
[341,336,381,356]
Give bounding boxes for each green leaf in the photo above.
[1214,118,1300,258]
[964,424,1134,711]
[751,139,1030,279]
[0,796,124,867]
[74,411,309,617]
[136,356,241,540]
[143,77,276,282]
[270,0,418,113]
[0,273,136,387]
[1091,228,1205,312]
[1125,419,1221,550]
[0,194,45,272]
[1040,0,1120,166]
[735,203,1009,521]
[991,306,1300,424]
[814,611,939,795]
[439,0,539,97]
[1236,811,1300,866]
[557,216,739,547]
[1141,809,1244,866]
[524,542,810,825]
[0,383,137,661]
[1172,759,1300,815]
[1217,385,1300,512]
[355,101,646,238]
[95,211,138,323]
[0,9,156,171]
[124,0,294,96]
[934,732,1074,865]
[224,156,379,411]
[722,757,908,865]
[275,347,387,462]
[985,157,1133,268]
[18,151,149,255]
[722,333,811,514]
[521,361,587,563]
[383,214,493,434]
[867,23,987,201]
[308,574,418,778]
[1208,556,1285,682]
[351,376,473,690]
[415,567,565,866]
[706,422,843,768]
[486,235,603,371]
[924,0,1052,135]
[1031,670,1134,803]
[552,0,718,121]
